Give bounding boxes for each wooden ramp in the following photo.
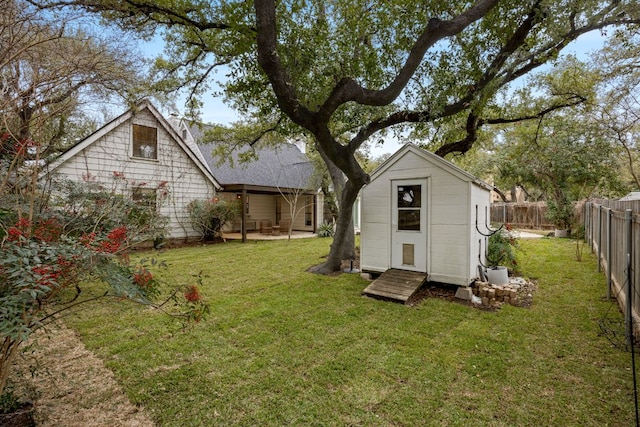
[363,269,427,303]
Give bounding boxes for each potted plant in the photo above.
[485,227,518,285]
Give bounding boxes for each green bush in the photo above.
[317,221,334,238]
[0,179,208,401]
[546,198,574,230]
[486,228,518,271]
[187,199,241,241]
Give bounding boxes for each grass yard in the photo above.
[65,237,638,426]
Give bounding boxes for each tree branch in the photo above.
[319,0,501,118]
[434,93,587,157]
[30,0,240,32]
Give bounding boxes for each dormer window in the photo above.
[132,124,157,160]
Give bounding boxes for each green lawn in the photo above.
[67,237,638,426]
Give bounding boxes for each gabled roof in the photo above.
[46,100,221,189]
[370,143,492,191]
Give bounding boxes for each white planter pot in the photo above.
[554,229,568,238]
[486,266,509,285]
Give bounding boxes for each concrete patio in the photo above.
[222,231,317,241]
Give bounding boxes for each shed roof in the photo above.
[620,192,640,201]
[369,143,492,191]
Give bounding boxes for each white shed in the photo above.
[360,143,492,287]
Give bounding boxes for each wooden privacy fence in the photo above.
[490,202,584,230]
[585,199,640,337]
[491,202,552,229]
[491,201,585,229]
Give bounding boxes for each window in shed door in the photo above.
[132,124,157,159]
[397,185,421,231]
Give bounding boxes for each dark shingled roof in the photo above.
[197,142,316,190]
[186,121,317,190]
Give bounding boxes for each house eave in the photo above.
[220,183,316,195]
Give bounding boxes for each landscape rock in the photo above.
[455,286,474,301]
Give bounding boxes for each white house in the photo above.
[360,143,492,287]
[45,100,221,240]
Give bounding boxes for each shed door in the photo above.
[391,179,427,272]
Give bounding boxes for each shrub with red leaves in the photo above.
[184,285,202,303]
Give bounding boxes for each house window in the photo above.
[397,185,421,231]
[276,198,282,224]
[132,187,157,210]
[305,196,313,226]
[132,124,157,159]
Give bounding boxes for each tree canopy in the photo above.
[1,0,146,161]
[33,0,640,272]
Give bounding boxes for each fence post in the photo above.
[590,203,595,252]
[597,205,602,273]
[584,202,591,248]
[607,208,612,300]
[626,209,633,343]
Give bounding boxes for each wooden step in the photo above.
[363,269,427,303]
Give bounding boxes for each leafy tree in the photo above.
[592,30,640,189]
[487,55,635,216]
[491,106,624,228]
[0,0,145,183]
[38,0,640,272]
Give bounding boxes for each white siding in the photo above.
[361,177,391,272]
[52,109,217,240]
[469,182,492,280]
[250,194,276,223]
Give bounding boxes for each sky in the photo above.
[145,30,606,158]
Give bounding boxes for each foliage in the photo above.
[0,385,21,414]
[0,0,145,162]
[546,198,575,230]
[592,31,640,190]
[40,176,170,245]
[486,58,630,205]
[486,228,518,270]
[57,238,640,426]
[187,199,240,241]
[0,201,209,399]
[317,221,334,238]
[0,180,205,400]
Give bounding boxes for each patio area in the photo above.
[222,231,317,241]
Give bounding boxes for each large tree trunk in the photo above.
[308,142,362,273]
[309,178,360,274]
